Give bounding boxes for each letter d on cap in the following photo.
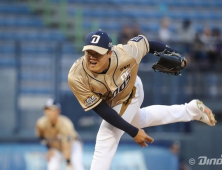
[91,35,100,44]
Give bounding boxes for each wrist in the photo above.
[128,127,139,138]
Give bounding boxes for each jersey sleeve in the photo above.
[68,76,102,111]
[122,35,149,64]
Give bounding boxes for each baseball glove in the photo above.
[152,49,186,76]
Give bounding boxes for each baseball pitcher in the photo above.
[36,98,85,170]
[68,30,216,170]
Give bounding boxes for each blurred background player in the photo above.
[35,98,85,170]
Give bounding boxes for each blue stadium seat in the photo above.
[16,18,44,27]
[68,8,75,16]
[122,10,161,18]
[21,46,54,54]
[209,13,222,20]
[51,31,65,41]
[0,4,30,14]
[0,56,16,66]
[201,1,222,7]
[0,17,43,27]
[141,24,159,32]
[137,0,156,6]
[21,57,51,66]
[0,17,14,26]
[0,30,64,41]
[82,9,95,17]
[142,12,163,19]
[82,22,92,30]
[187,13,202,20]
[121,10,131,18]
[49,0,61,3]
[84,9,120,18]
[169,12,189,20]
[15,31,37,40]
[198,12,213,20]
[215,1,222,7]
[21,88,53,94]
[195,25,204,33]
[39,31,65,41]
[99,22,121,31]
[0,46,15,53]
[106,10,122,18]
[20,74,52,81]
[112,0,156,5]
[62,44,76,54]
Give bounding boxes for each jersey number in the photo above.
[91,35,100,44]
[113,74,131,98]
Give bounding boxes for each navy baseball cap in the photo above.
[82,29,112,55]
[44,98,61,110]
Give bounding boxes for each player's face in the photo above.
[85,50,112,73]
[44,107,60,122]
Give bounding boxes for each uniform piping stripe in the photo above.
[143,37,149,54]
[112,51,118,87]
[119,86,136,116]
[82,59,108,91]
[104,91,111,101]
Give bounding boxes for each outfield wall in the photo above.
[0,143,178,170]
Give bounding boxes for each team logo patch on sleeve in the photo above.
[130,36,143,42]
[84,95,98,107]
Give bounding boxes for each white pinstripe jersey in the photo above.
[68,35,149,111]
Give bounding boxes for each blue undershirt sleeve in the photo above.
[148,40,177,54]
[93,101,139,138]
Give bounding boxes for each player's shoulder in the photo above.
[59,115,74,128]
[68,56,85,75]
[59,115,73,124]
[68,56,86,82]
[129,35,147,42]
[114,35,148,51]
[36,116,48,127]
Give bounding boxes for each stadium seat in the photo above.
[0,4,30,14]
[99,22,121,31]
[21,88,53,94]
[141,24,159,32]
[21,46,54,54]
[62,44,76,54]
[0,55,16,66]
[0,46,15,53]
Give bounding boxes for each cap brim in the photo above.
[82,45,108,55]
